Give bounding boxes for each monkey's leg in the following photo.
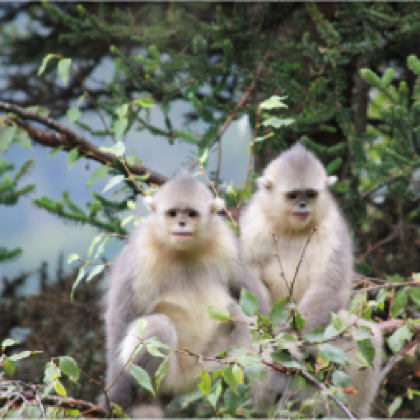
[337,310,383,418]
[107,313,178,417]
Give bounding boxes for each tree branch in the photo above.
[0,382,109,418]
[0,101,167,188]
[188,53,269,171]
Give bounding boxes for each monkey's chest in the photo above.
[262,243,326,306]
[149,283,232,355]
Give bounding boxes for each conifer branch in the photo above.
[0,101,167,188]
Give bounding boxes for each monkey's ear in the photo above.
[327,175,338,186]
[210,197,225,213]
[256,176,273,191]
[143,196,156,212]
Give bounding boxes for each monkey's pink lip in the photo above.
[172,233,193,242]
[292,213,309,221]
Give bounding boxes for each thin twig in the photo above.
[272,233,290,295]
[351,281,418,296]
[379,331,420,383]
[356,229,398,262]
[261,359,356,419]
[200,167,237,229]
[290,226,317,298]
[214,139,222,190]
[237,105,261,209]
[188,53,269,171]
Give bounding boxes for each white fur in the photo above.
[143,195,155,212]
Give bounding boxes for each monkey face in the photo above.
[164,207,202,247]
[282,188,320,229]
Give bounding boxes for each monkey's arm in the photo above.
[231,259,269,317]
[296,279,349,334]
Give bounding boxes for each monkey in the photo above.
[240,142,382,417]
[103,169,267,417]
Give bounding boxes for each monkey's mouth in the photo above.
[172,232,193,242]
[292,212,309,221]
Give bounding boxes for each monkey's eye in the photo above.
[307,190,318,199]
[286,192,298,200]
[188,210,198,218]
[167,209,177,218]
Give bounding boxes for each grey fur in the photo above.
[240,143,382,417]
[104,170,266,416]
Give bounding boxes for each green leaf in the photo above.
[67,148,79,169]
[319,344,348,365]
[149,45,160,63]
[86,264,105,282]
[121,215,135,227]
[360,68,382,88]
[270,297,290,327]
[137,319,147,335]
[94,236,109,260]
[102,175,125,193]
[67,254,79,264]
[59,356,79,382]
[146,344,166,358]
[0,126,17,154]
[351,325,372,341]
[262,117,295,128]
[198,372,211,395]
[382,68,394,86]
[239,288,260,316]
[305,327,325,343]
[255,132,274,143]
[259,95,288,110]
[4,358,15,376]
[111,141,126,157]
[292,311,306,331]
[222,366,238,394]
[87,235,102,259]
[155,358,169,391]
[130,365,155,396]
[113,119,128,140]
[14,129,32,150]
[175,129,199,144]
[331,370,352,387]
[58,58,72,85]
[388,325,413,354]
[407,55,420,75]
[8,350,32,361]
[67,107,81,124]
[2,339,19,348]
[87,165,109,188]
[198,148,209,168]
[388,396,403,417]
[44,361,60,383]
[271,351,302,370]
[54,380,67,397]
[391,288,408,318]
[206,305,230,323]
[331,313,344,332]
[48,146,64,158]
[409,286,420,305]
[326,157,342,175]
[207,381,223,409]
[127,200,136,210]
[71,266,85,300]
[356,338,375,369]
[134,97,154,108]
[117,104,130,120]
[231,364,244,384]
[38,53,57,76]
